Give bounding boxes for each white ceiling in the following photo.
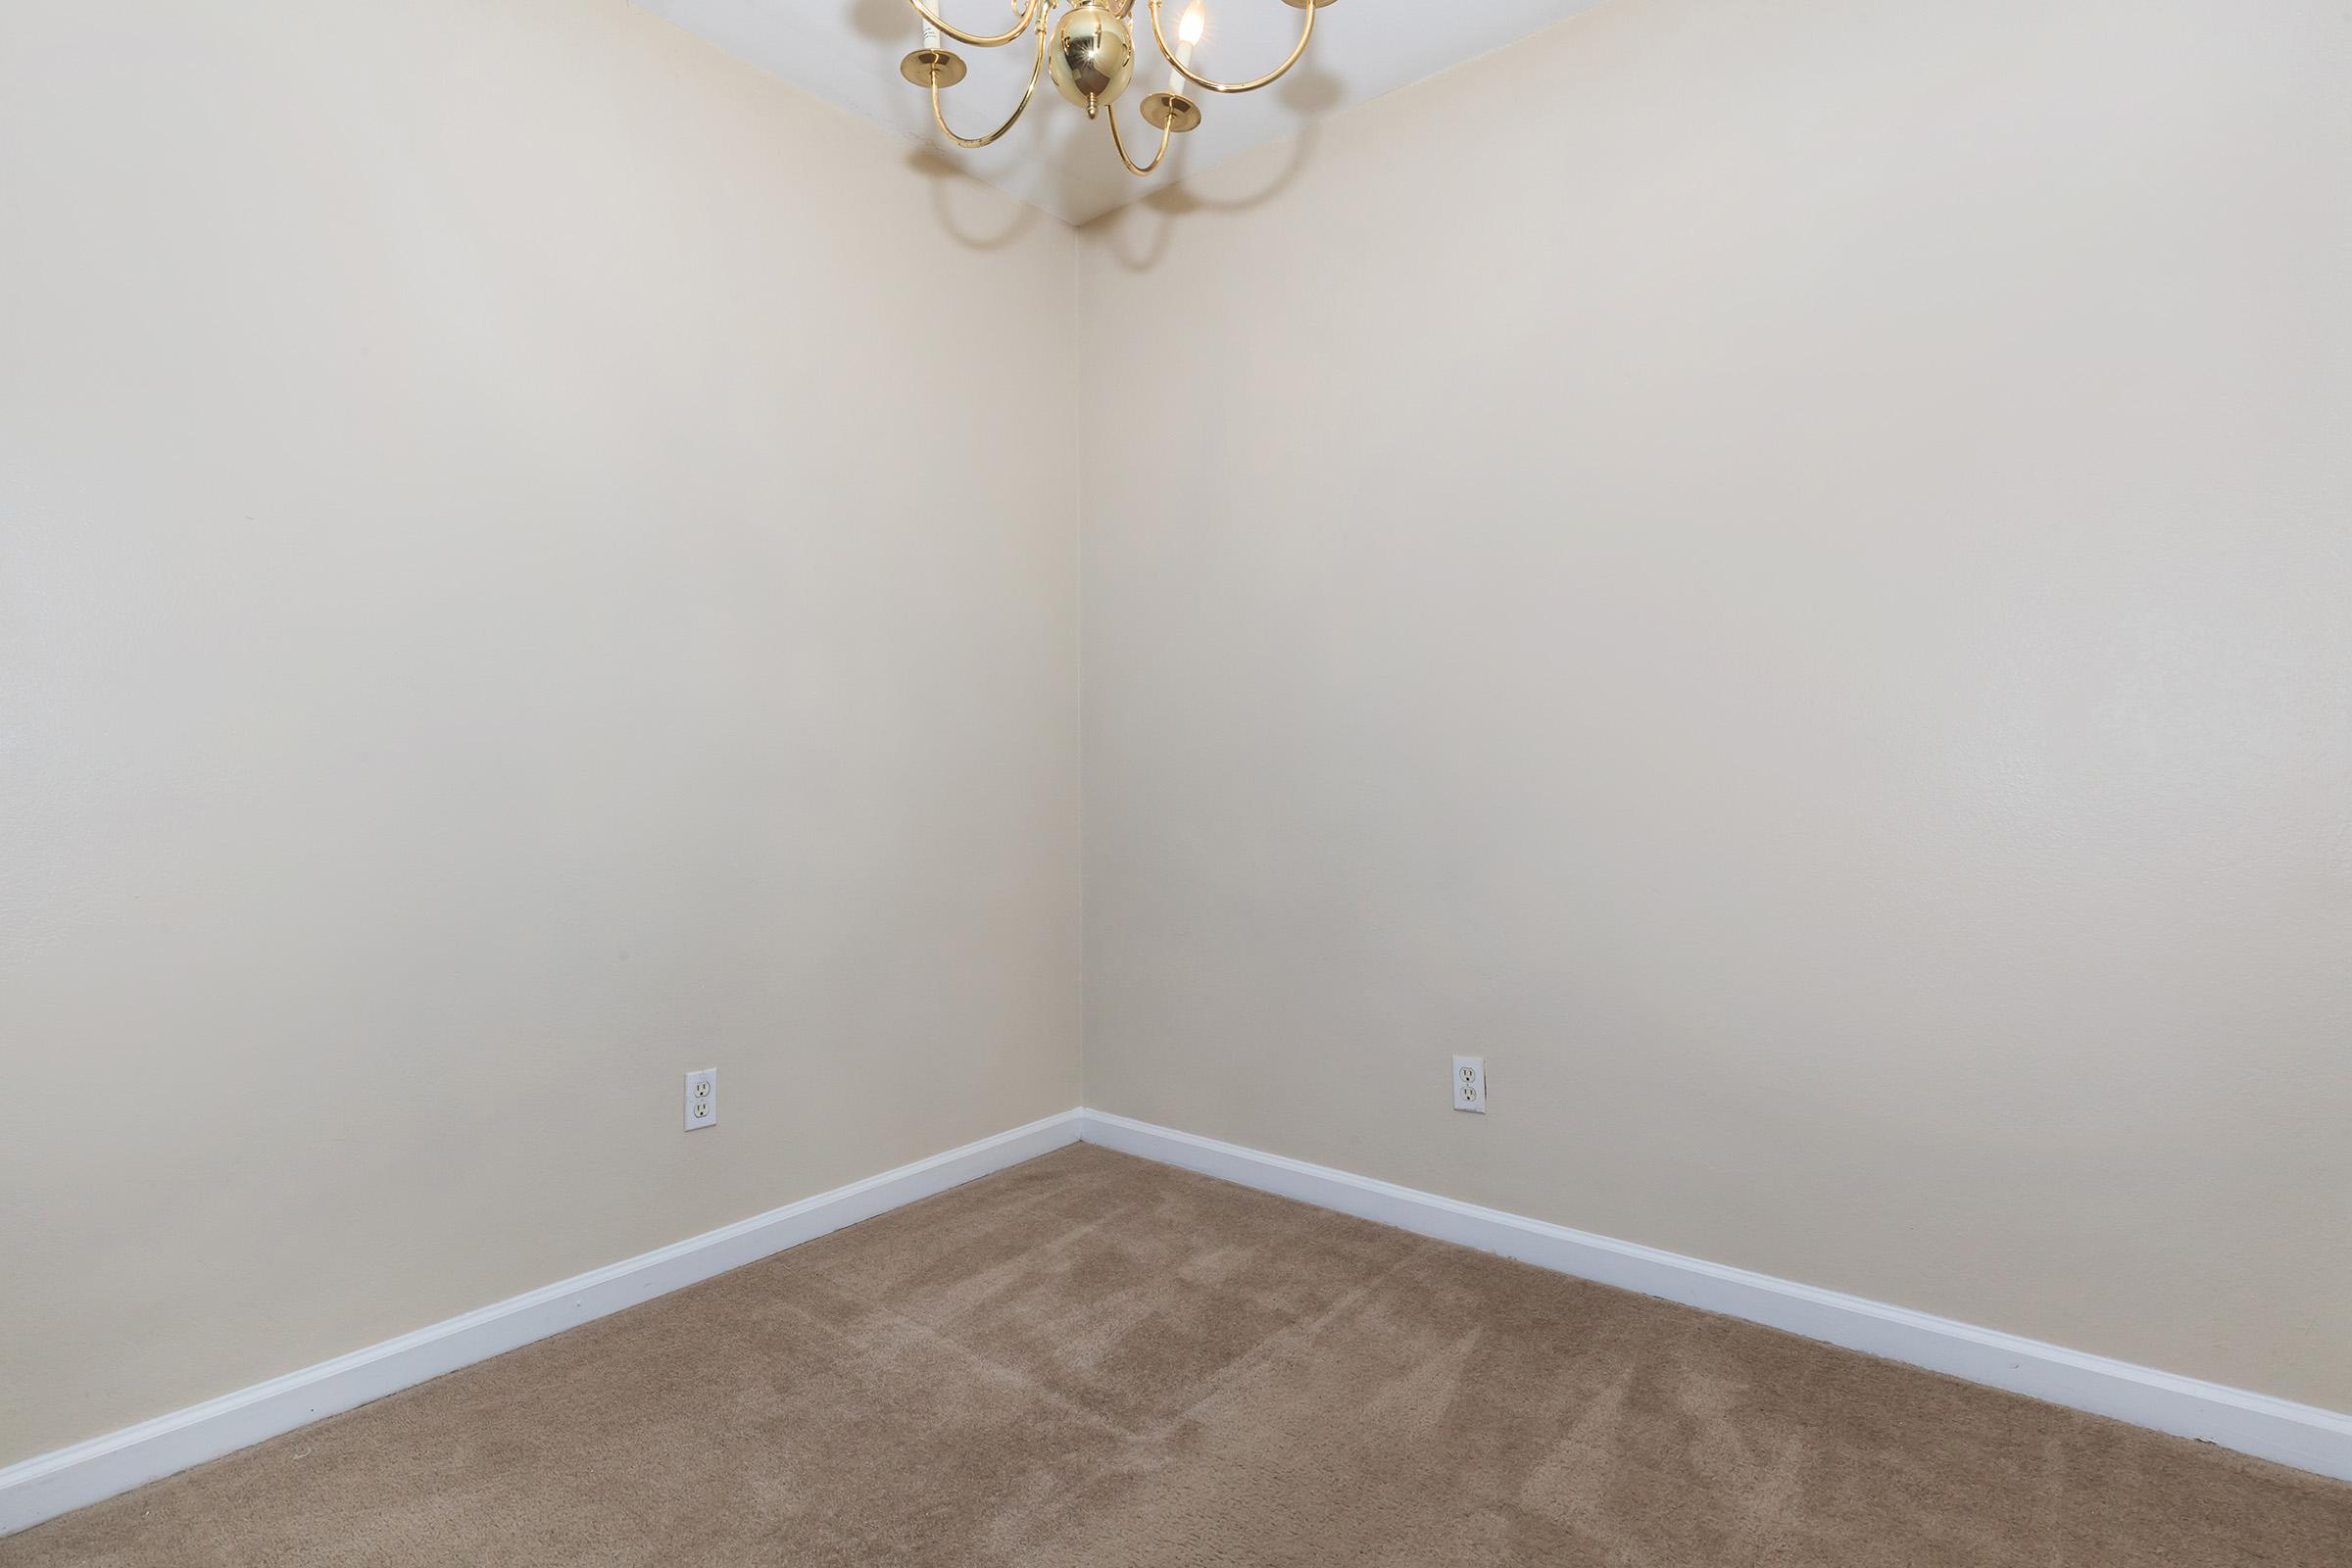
[634,0,1604,225]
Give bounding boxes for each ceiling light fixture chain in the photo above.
[898,0,1336,181]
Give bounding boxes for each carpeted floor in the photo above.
[5,1145,2347,1566]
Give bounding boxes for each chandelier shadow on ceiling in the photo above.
[900,0,1336,178]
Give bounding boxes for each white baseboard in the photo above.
[9,1102,2343,1541]
[0,1109,1083,1539]
[1076,1108,2352,1484]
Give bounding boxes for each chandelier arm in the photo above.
[1104,99,1174,176]
[906,0,1044,51]
[1148,0,1315,95]
[928,23,1049,148]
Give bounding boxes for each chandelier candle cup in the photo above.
[900,6,972,90]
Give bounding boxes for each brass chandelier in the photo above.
[900,0,1337,177]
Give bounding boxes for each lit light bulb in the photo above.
[1170,1,1204,93]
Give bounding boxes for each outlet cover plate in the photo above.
[1452,1055,1486,1113]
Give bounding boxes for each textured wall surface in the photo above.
[1080,0,2352,1410]
[0,0,1079,1464]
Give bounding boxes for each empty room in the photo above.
[1,0,2346,1562]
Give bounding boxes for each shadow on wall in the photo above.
[850,0,910,43]
[901,146,1045,250]
[1086,63,1340,270]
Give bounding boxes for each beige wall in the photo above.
[6,0,2347,1474]
[1079,0,2352,1411]
[0,0,1079,1464]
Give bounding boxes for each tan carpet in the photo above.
[5,1145,2346,1566]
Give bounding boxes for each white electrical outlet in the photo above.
[1452,1055,1487,1113]
[684,1068,717,1131]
